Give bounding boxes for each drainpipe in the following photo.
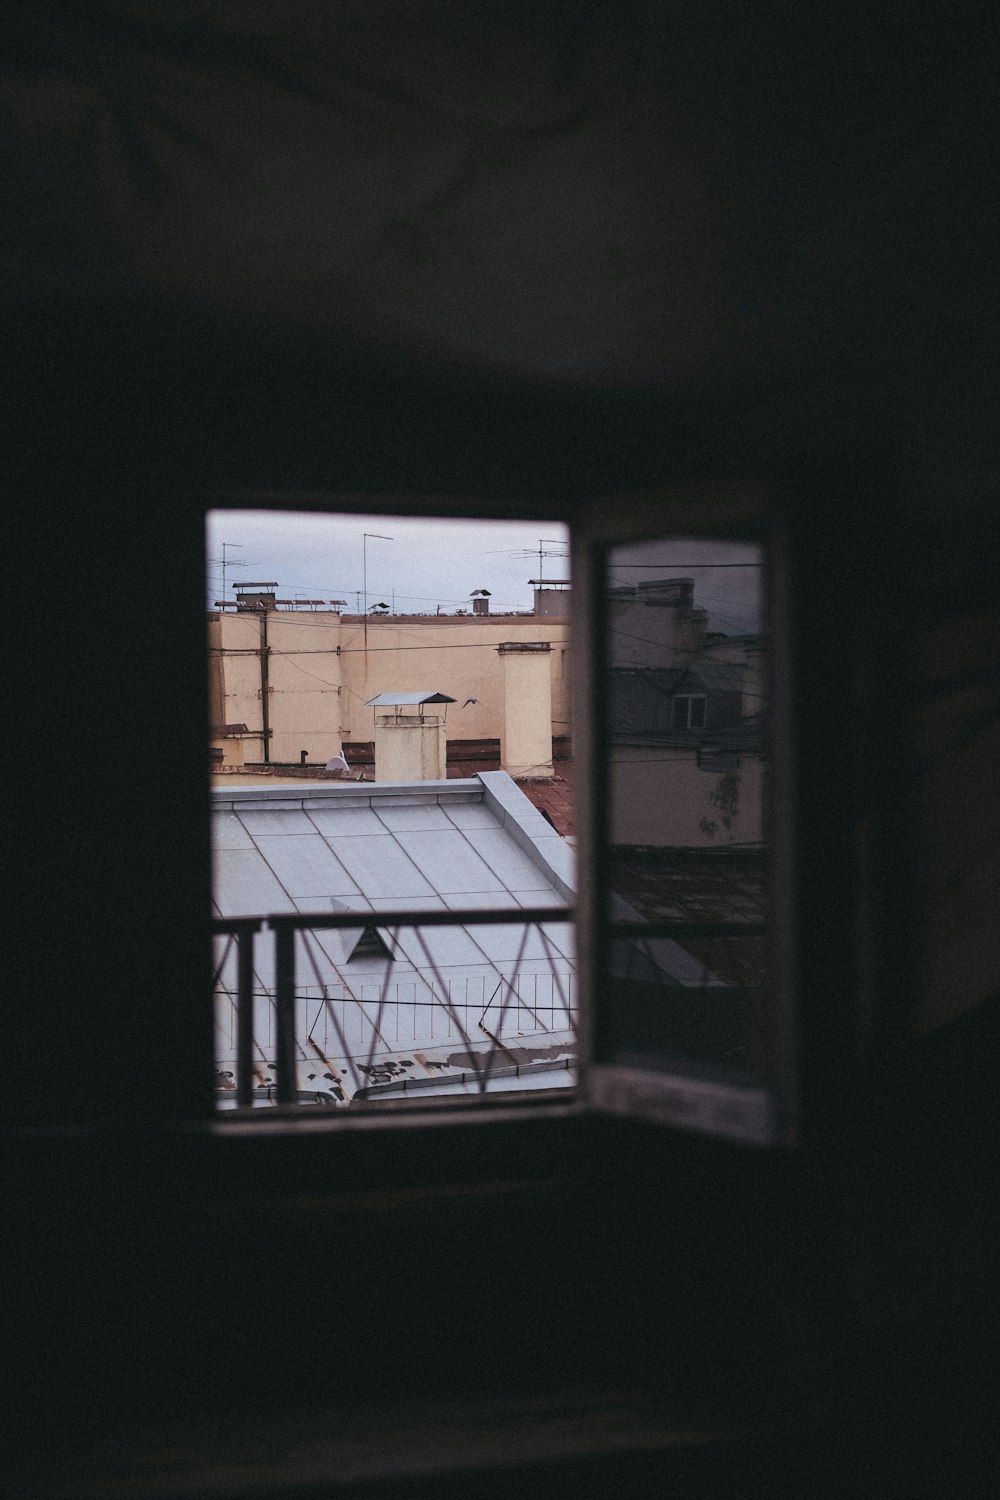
[260,608,270,763]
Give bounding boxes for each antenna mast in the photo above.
[219,542,245,605]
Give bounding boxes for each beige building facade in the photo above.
[609,742,764,848]
[208,605,571,767]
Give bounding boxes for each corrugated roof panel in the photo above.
[441,801,498,830]
[332,832,436,899]
[466,827,557,891]
[213,847,298,916]
[390,923,489,970]
[211,776,587,1104]
[237,808,316,835]
[457,921,560,963]
[441,889,521,910]
[535,920,576,961]
[307,807,385,837]
[374,803,454,832]
[513,889,570,910]
[394,829,507,896]
[249,834,361,900]
[213,812,256,850]
[369,895,446,913]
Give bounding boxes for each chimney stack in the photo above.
[365,692,455,782]
[498,642,553,778]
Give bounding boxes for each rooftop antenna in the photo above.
[362,532,393,658]
[487,537,568,588]
[207,541,252,607]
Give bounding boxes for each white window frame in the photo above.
[671,693,708,730]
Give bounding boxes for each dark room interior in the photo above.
[6,4,999,1494]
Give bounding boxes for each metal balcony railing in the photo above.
[212,906,577,1110]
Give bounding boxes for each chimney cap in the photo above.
[365,691,457,707]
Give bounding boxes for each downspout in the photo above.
[260,607,270,763]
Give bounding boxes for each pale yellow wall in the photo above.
[210,608,570,766]
[264,612,343,763]
[609,744,764,847]
[374,715,447,781]
[500,648,554,778]
[210,609,342,763]
[337,613,570,746]
[214,612,268,762]
[206,615,224,726]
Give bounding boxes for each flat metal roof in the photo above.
[212,773,576,1103]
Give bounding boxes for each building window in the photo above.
[671,694,707,730]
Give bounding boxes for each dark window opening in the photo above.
[671,693,708,730]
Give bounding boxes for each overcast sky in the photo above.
[608,537,761,633]
[206,510,569,615]
[206,511,760,630]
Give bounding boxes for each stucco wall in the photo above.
[610,744,764,848]
[374,715,447,781]
[338,613,570,744]
[264,612,344,764]
[209,608,570,767]
[499,646,554,778]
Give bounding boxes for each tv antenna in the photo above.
[487,537,568,583]
[208,542,258,605]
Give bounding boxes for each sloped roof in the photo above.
[675,663,747,693]
[212,772,576,1102]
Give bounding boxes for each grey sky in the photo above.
[206,512,760,631]
[206,511,568,616]
[609,538,762,633]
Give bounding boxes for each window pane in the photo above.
[207,510,577,1111]
[599,540,769,1096]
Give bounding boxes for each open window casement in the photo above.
[572,485,797,1148]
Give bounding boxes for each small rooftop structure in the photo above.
[529,578,571,618]
[365,691,457,708]
[365,694,458,782]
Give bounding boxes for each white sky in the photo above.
[206,512,760,631]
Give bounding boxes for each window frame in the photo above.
[204,482,797,1153]
[571,483,799,1150]
[670,692,708,731]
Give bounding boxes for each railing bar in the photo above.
[274,922,297,1105]
[608,920,766,938]
[211,931,235,992]
[537,925,575,1037]
[267,906,573,931]
[483,918,536,1087]
[301,928,364,1098]
[236,926,256,1108]
[363,929,400,1078]
[410,926,487,1087]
